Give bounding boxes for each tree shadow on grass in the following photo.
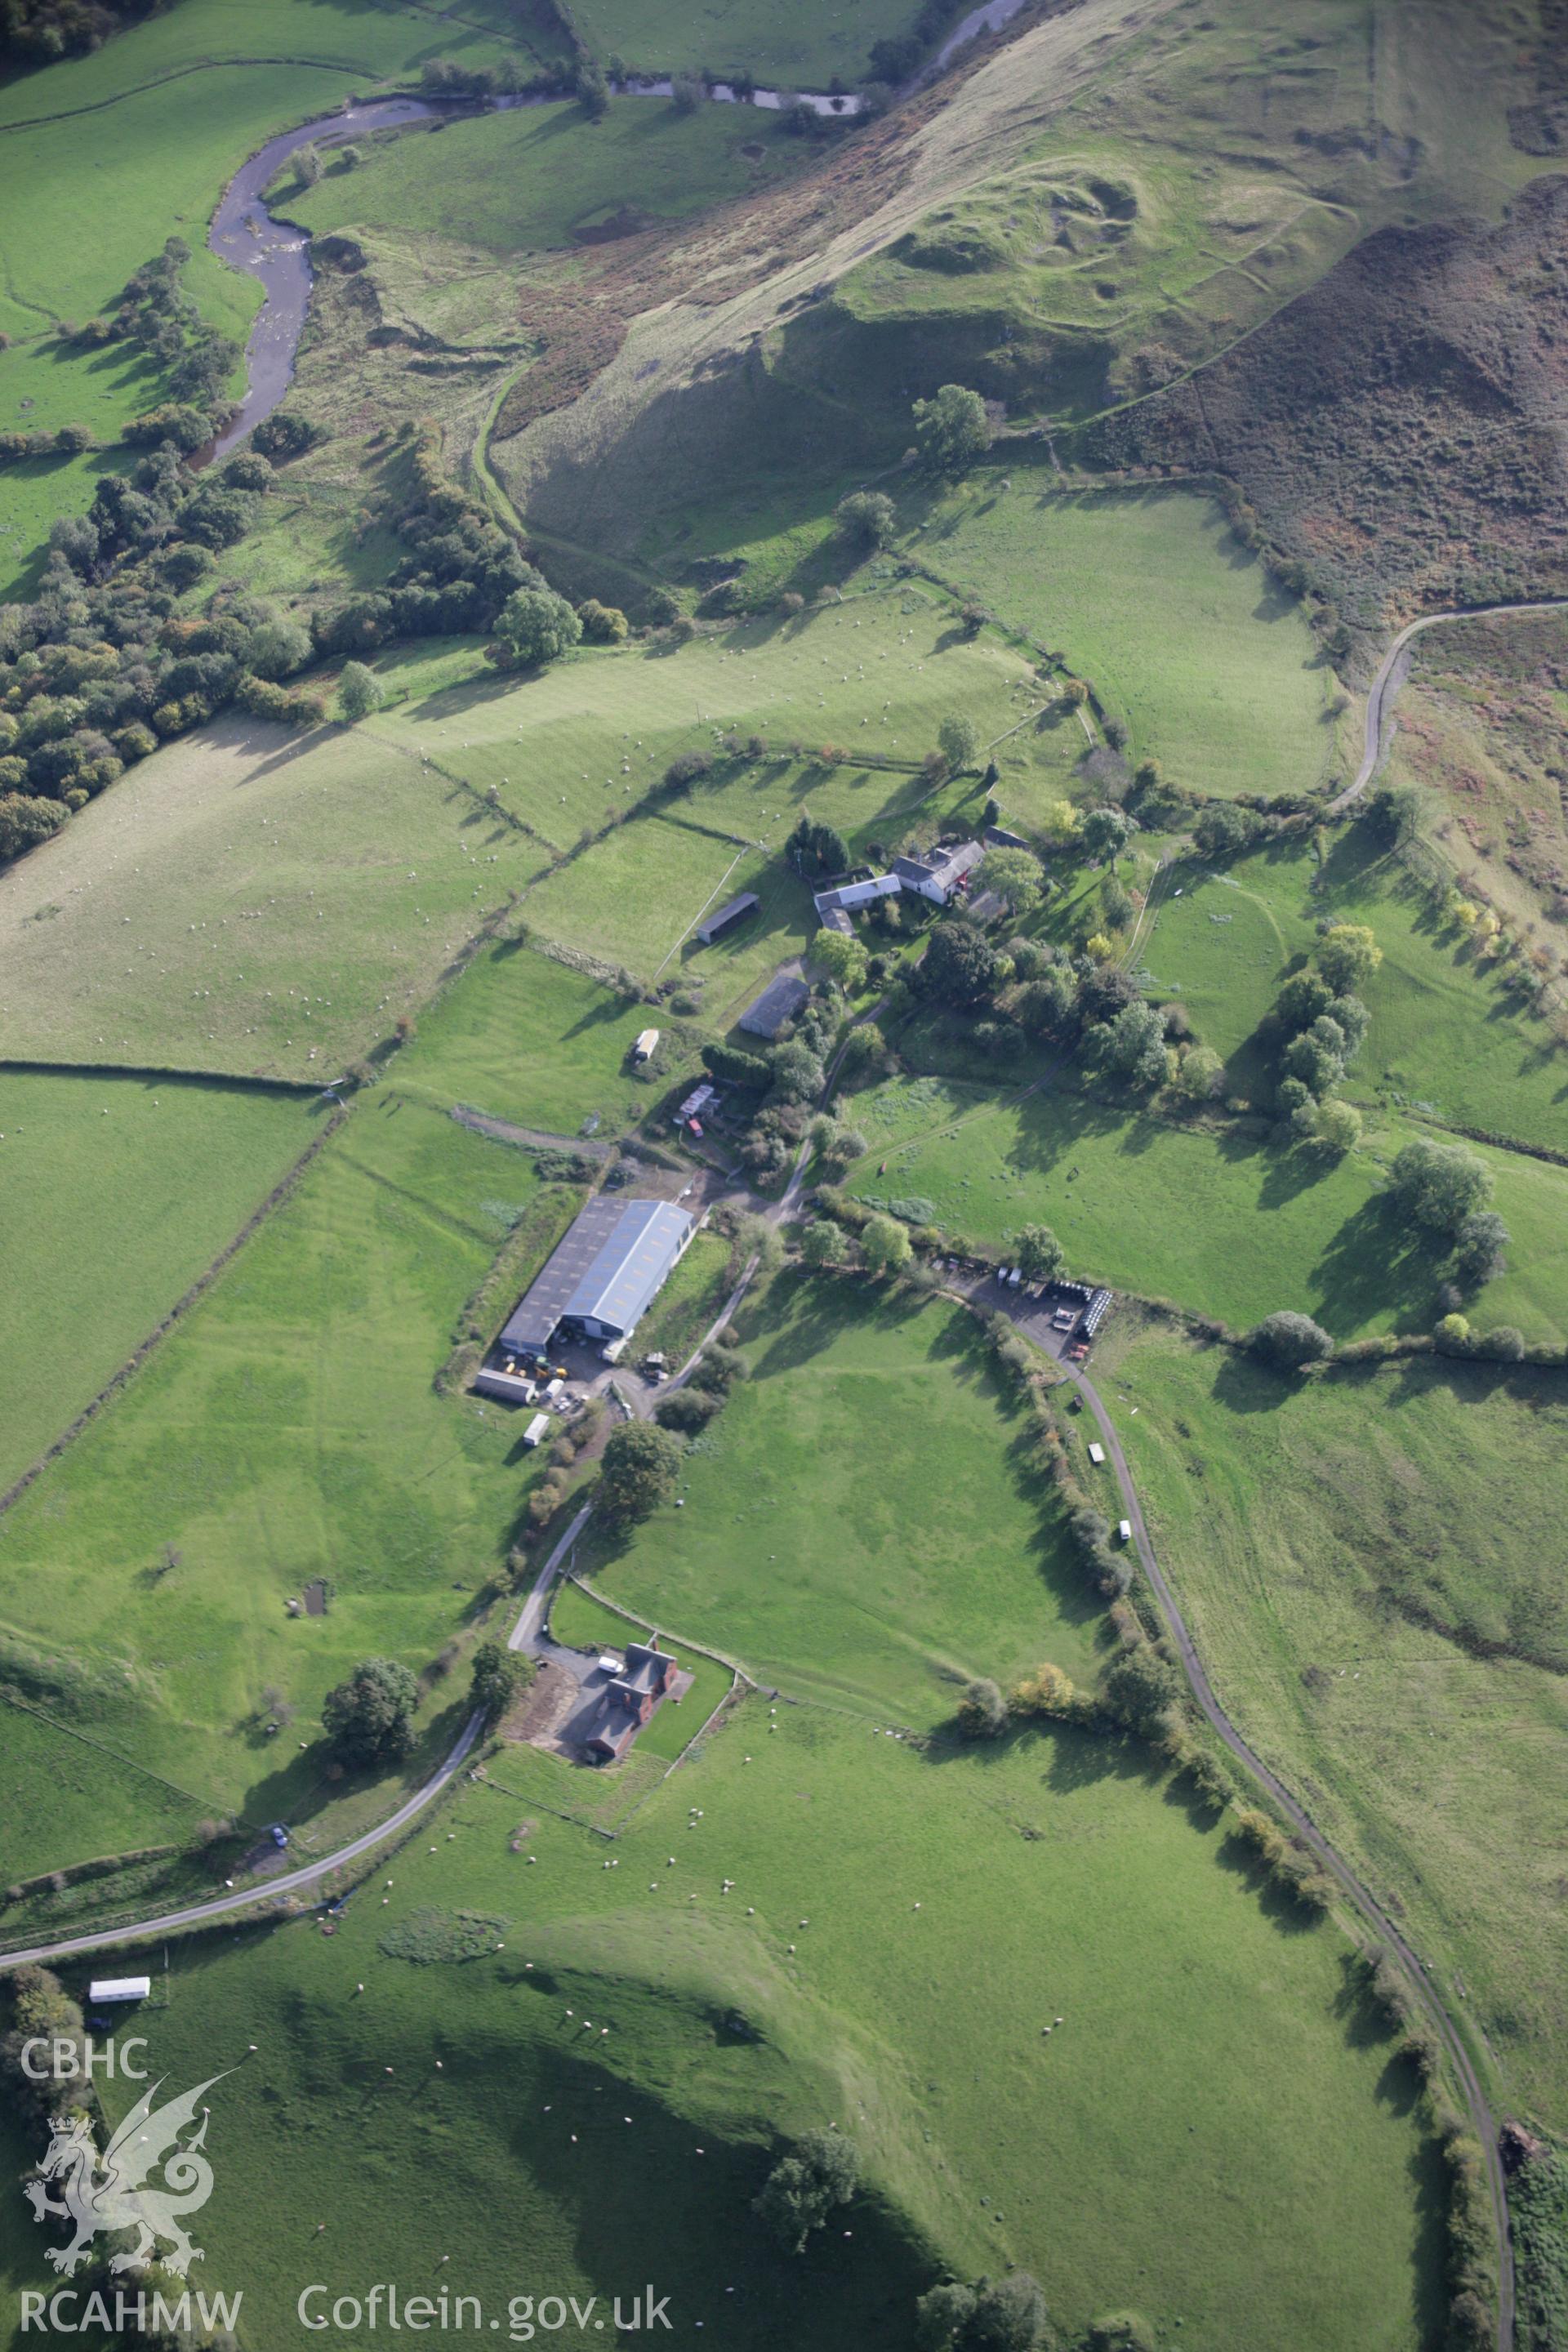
[743,1273,929,1383]
[234,1690,473,1839]
[493,2042,929,2352]
[1307,1193,1438,1334]
[1161,1764,1228,1836]
[1210,1121,1337,1212]
[1212,1349,1305,1415]
[1211,1828,1324,1937]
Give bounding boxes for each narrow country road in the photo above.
[0,1179,1517,2345]
[1330,597,1568,815]
[0,1713,487,1972]
[987,1284,1516,2352]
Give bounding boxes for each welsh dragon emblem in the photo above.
[25,2074,227,2276]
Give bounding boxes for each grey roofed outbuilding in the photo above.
[737,971,810,1039]
[819,906,853,935]
[893,840,985,899]
[499,1196,695,1356]
[695,890,760,947]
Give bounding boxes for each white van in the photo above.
[1118,1519,1133,1544]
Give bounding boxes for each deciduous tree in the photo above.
[1390,1138,1493,1236]
[938,712,981,771]
[1015,1223,1065,1282]
[1248,1311,1334,1370]
[911,383,990,476]
[754,2132,860,2254]
[336,660,381,723]
[835,490,896,548]
[492,585,582,669]
[1316,922,1382,993]
[861,1214,912,1278]
[322,1657,419,1766]
[597,1421,684,1528]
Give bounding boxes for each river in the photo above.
[205,0,1028,459]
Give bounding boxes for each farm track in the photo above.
[1330,597,1568,814]
[0,1195,1521,2349]
[986,1289,1517,2352]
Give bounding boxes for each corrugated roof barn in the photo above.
[499,1197,696,1358]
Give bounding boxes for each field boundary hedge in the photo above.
[0,1058,319,1094]
[0,1102,347,1523]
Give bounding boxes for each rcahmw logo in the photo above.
[21,2289,243,2337]
[21,2064,229,2279]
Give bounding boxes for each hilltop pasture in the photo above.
[902,478,1344,801]
[368,594,1036,855]
[282,95,808,256]
[569,0,913,82]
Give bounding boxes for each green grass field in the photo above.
[569,0,914,83]
[0,709,552,1079]
[902,478,1345,800]
[843,1074,1568,1341]
[370,593,1034,855]
[0,1513,1446,2349]
[0,595,1028,1077]
[621,1227,733,1366]
[1141,829,1568,1148]
[582,1279,1107,1724]
[1100,1311,1568,2130]
[0,1696,214,1888]
[283,97,808,256]
[0,1067,315,1492]
[404,939,683,1138]
[0,1075,567,1869]
[523,820,814,1017]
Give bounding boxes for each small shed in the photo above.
[1087,1442,1107,1467]
[695,892,760,947]
[89,1978,151,2005]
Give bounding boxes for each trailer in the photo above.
[522,1413,550,1449]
